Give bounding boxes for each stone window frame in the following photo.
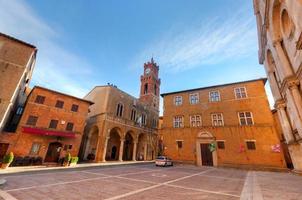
[245,140,256,150]
[189,93,199,105]
[234,87,248,99]
[173,116,184,128]
[217,140,225,149]
[190,115,202,127]
[176,140,183,149]
[49,119,59,129]
[209,90,220,102]
[174,96,183,106]
[238,111,254,126]
[55,100,64,109]
[35,95,46,104]
[116,102,124,117]
[66,122,74,131]
[26,115,38,126]
[211,113,224,126]
[29,142,41,155]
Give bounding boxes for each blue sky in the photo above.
[0,0,273,108]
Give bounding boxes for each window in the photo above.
[66,122,74,131]
[234,87,247,99]
[16,106,24,115]
[217,141,225,149]
[211,113,224,126]
[246,141,256,150]
[142,114,147,125]
[55,100,64,108]
[176,140,183,149]
[209,91,220,102]
[154,85,157,95]
[144,83,148,94]
[190,115,201,127]
[26,116,38,126]
[152,119,158,128]
[35,95,45,104]
[29,143,40,155]
[71,104,79,112]
[238,112,254,125]
[116,103,123,117]
[173,116,184,128]
[130,109,136,121]
[174,96,182,106]
[49,120,58,129]
[189,93,199,104]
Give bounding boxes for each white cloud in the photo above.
[0,0,95,98]
[130,8,258,73]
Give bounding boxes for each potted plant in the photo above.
[1,152,14,169]
[63,153,71,167]
[70,157,79,167]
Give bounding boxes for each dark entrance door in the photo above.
[111,146,117,160]
[200,143,213,166]
[0,143,9,160]
[45,142,62,162]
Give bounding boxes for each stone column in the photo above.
[276,102,295,143]
[132,140,138,161]
[119,138,125,161]
[102,136,110,162]
[273,40,293,79]
[286,88,302,138]
[144,142,148,161]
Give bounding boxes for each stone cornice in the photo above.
[280,75,300,94]
[274,99,286,109]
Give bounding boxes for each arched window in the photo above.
[130,109,136,121]
[281,9,295,39]
[144,83,148,94]
[116,103,123,117]
[154,84,157,95]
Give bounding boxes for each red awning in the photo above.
[22,126,76,138]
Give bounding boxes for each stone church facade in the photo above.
[79,59,160,162]
[253,0,302,172]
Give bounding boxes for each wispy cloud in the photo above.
[131,8,258,73]
[0,0,95,97]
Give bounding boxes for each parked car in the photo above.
[155,156,173,167]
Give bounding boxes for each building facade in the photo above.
[0,33,37,133]
[253,0,302,172]
[0,86,92,162]
[79,59,160,162]
[160,79,286,169]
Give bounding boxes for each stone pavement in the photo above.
[0,164,301,200]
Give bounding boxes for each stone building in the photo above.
[160,78,286,169]
[0,32,37,133]
[0,86,92,162]
[79,59,160,162]
[253,0,302,172]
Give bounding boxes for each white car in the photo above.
[155,156,173,167]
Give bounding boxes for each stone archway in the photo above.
[123,131,134,161]
[105,127,122,161]
[196,131,217,167]
[81,126,99,161]
[137,133,146,161]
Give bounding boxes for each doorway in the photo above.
[45,142,62,162]
[200,143,213,166]
[0,143,9,160]
[111,146,117,160]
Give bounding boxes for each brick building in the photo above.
[160,78,286,169]
[0,86,92,162]
[79,59,160,162]
[253,0,302,172]
[0,33,37,133]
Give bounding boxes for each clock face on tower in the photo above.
[145,68,151,75]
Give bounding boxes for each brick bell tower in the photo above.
[139,58,161,112]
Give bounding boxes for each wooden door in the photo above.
[0,143,9,160]
[45,142,62,162]
[200,143,213,166]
